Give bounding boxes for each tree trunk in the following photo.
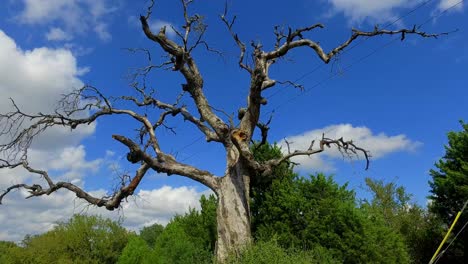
[215,159,252,262]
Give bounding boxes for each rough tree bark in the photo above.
[216,146,252,258]
[0,0,446,262]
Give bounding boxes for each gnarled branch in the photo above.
[0,161,151,210]
[267,134,370,171]
[265,25,448,63]
[112,134,219,191]
[140,14,229,140]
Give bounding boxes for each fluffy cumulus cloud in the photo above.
[325,0,463,24]
[0,185,210,242]
[0,30,95,151]
[18,0,117,41]
[120,186,212,228]
[0,30,106,238]
[0,145,102,196]
[279,124,421,171]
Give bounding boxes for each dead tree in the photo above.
[0,0,445,261]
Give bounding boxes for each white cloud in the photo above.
[45,27,73,41]
[325,0,421,24]
[436,0,464,12]
[120,186,211,228]
[0,30,95,152]
[0,9,204,246]
[0,185,211,242]
[18,0,117,41]
[279,124,421,171]
[0,145,101,193]
[0,31,101,210]
[0,30,83,110]
[48,145,102,176]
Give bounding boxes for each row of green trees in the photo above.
[0,122,466,263]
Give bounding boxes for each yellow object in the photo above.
[428,211,462,264]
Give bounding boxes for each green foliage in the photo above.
[364,177,411,228]
[0,241,18,263]
[4,139,459,263]
[250,143,296,237]
[200,194,218,251]
[251,172,411,263]
[363,178,445,263]
[150,195,217,263]
[121,194,217,264]
[250,143,410,264]
[1,214,129,264]
[117,235,152,264]
[139,223,164,248]
[152,220,212,264]
[429,120,468,263]
[164,194,217,254]
[225,239,340,264]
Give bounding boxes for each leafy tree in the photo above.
[199,194,218,252]
[133,194,217,264]
[429,121,468,263]
[140,223,164,248]
[363,178,445,263]
[0,1,444,260]
[166,195,217,254]
[250,159,409,263]
[117,236,152,264]
[1,215,129,264]
[250,143,297,238]
[152,217,212,264]
[364,178,411,228]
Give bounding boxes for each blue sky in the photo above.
[0,0,466,241]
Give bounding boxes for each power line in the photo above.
[264,0,435,102]
[263,0,460,117]
[173,0,460,162]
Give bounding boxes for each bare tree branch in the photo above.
[144,0,155,20]
[140,15,229,140]
[254,113,273,149]
[276,80,304,91]
[232,24,450,156]
[265,25,448,63]
[266,134,370,171]
[0,161,151,210]
[273,24,324,50]
[112,134,219,191]
[220,3,251,73]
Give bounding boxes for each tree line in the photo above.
[0,121,466,263]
